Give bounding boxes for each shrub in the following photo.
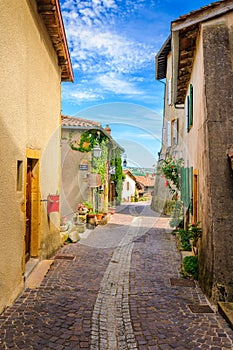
[182,256,198,280]
[174,228,191,251]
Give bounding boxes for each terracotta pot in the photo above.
[96,213,103,220]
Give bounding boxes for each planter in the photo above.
[75,222,86,233]
[96,213,103,220]
[78,213,87,223]
[87,213,96,218]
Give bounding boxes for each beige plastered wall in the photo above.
[183,27,205,222]
[152,52,184,215]
[0,0,61,313]
[61,129,92,219]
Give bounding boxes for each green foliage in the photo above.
[157,156,183,196]
[111,149,124,205]
[182,256,198,280]
[174,221,202,251]
[174,228,191,251]
[69,130,108,153]
[188,222,202,245]
[92,140,108,183]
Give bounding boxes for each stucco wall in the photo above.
[61,129,92,219]
[0,0,62,313]
[122,174,136,202]
[198,18,233,302]
[152,52,184,215]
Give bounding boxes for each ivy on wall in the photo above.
[111,148,125,205]
[92,140,108,183]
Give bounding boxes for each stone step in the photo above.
[218,302,233,330]
[25,260,54,289]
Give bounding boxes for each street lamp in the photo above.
[123,154,127,167]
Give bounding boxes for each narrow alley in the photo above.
[0,203,233,350]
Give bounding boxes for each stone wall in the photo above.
[199,21,233,302]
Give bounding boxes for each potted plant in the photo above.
[188,222,202,248]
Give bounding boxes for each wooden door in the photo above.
[25,158,39,262]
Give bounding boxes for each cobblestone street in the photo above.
[1,203,233,349]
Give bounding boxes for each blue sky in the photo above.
[60,0,212,167]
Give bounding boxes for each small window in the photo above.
[126,181,130,191]
[167,78,172,106]
[166,121,171,147]
[17,160,23,191]
[172,119,179,146]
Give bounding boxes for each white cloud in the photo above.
[95,72,142,95]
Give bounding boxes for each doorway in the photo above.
[25,156,40,263]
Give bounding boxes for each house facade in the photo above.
[155,0,233,303]
[122,170,137,202]
[0,0,73,313]
[61,116,124,218]
[151,38,185,215]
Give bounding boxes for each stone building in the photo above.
[0,0,73,314]
[155,0,233,303]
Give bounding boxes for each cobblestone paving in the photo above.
[0,203,233,350]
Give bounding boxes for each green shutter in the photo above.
[181,167,193,209]
[186,96,190,132]
[181,167,185,203]
[189,84,193,128]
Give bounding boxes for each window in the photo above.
[166,121,171,147]
[172,119,179,146]
[167,78,172,106]
[126,181,130,191]
[17,160,23,191]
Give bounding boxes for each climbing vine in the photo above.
[92,140,108,183]
[111,149,125,205]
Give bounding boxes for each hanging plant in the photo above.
[69,130,108,153]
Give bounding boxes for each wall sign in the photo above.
[79,164,88,170]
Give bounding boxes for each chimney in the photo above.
[105,124,111,135]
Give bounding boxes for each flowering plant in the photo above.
[157,156,183,197]
[77,203,87,212]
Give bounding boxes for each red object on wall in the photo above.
[47,195,59,213]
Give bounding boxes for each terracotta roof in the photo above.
[123,170,137,182]
[134,176,155,188]
[62,115,100,128]
[36,0,74,82]
[61,115,125,152]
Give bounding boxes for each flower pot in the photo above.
[96,213,103,220]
